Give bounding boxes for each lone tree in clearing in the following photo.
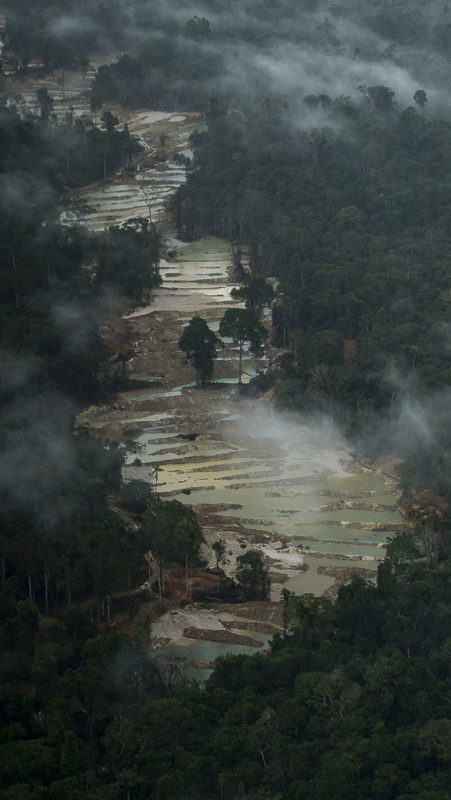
[212,538,227,569]
[179,316,218,387]
[235,550,270,600]
[219,308,267,384]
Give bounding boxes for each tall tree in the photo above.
[179,316,218,387]
[219,308,267,384]
[144,500,204,565]
[235,550,270,600]
[231,276,275,313]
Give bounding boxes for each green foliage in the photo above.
[231,276,275,314]
[4,3,451,798]
[179,316,218,387]
[178,91,451,423]
[385,530,422,574]
[144,500,204,564]
[94,224,160,302]
[3,458,451,797]
[90,39,221,112]
[0,103,139,192]
[119,480,153,514]
[2,0,133,70]
[0,106,158,621]
[212,539,227,569]
[235,550,270,600]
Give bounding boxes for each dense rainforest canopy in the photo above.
[4,566,451,799]
[3,0,451,798]
[0,95,162,614]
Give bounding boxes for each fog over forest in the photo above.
[4,0,451,108]
[3,2,451,799]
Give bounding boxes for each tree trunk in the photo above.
[44,568,50,615]
[176,193,182,239]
